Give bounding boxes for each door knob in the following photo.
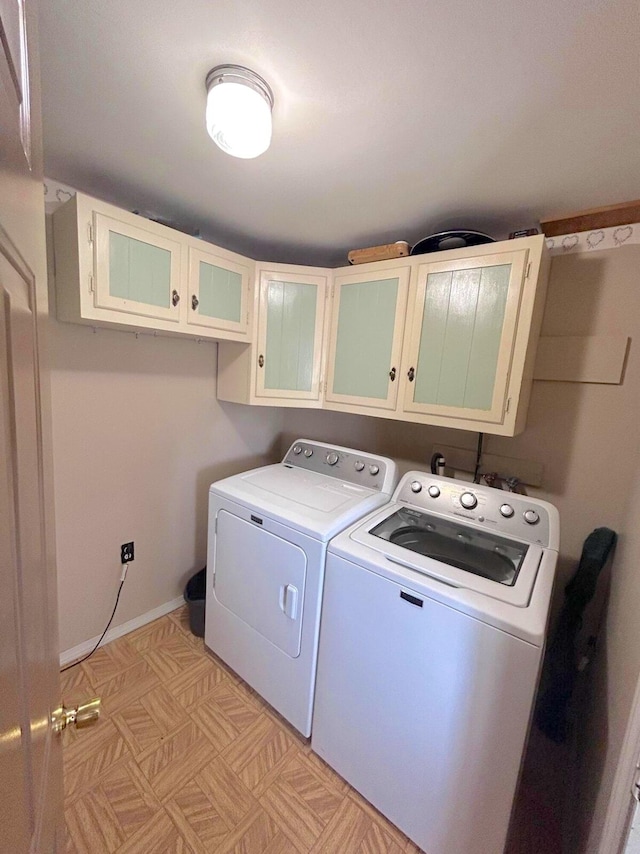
[51,698,101,734]
[389,367,396,382]
[171,289,180,306]
[258,354,265,368]
[191,294,199,310]
[407,367,415,382]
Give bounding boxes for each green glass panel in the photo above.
[198,261,242,322]
[109,232,171,308]
[264,280,317,392]
[332,278,398,399]
[414,263,511,410]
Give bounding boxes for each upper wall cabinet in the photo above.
[53,193,253,341]
[398,238,549,435]
[217,264,329,407]
[324,265,410,412]
[322,236,549,436]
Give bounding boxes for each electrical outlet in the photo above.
[120,542,134,564]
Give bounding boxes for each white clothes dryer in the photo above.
[312,470,559,854]
[204,439,398,737]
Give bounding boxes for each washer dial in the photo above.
[459,492,478,510]
[326,452,339,466]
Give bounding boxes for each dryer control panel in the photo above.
[283,439,397,494]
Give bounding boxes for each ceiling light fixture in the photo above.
[205,64,274,160]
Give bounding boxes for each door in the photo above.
[213,511,306,657]
[93,212,183,322]
[1,0,63,851]
[255,266,327,401]
[186,244,251,336]
[325,266,409,412]
[401,250,528,424]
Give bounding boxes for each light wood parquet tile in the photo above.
[143,631,206,681]
[81,635,142,687]
[195,756,259,828]
[166,656,228,709]
[126,613,182,653]
[98,759,162,837]
[165,778,232,852]
[114,809,192,854]
[113,683,188,756]
[65,783,126,853]
[99,658,161,715]
[222,714,300,797]
[136,718,217,802]
[64,719,130,804]
[214,805,281,854]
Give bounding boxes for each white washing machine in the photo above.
[312,470,559,854]
[204,439,398,737]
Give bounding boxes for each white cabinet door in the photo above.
[324,266,410,412]
[93,212,183,323]
[186,245,251,336]
[400,249,528,426]
[254,267,328,402]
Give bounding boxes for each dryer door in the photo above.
[213,510,306,658]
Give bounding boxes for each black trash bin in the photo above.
[184,567,206,637]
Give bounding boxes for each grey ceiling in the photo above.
[39,0,640,266]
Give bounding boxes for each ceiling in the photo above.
[38,0,640,266]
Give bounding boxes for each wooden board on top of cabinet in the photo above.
[217,263,330,407]
[52,192,254,342]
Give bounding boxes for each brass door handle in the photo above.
[52,698,101,734]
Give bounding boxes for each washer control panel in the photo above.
[395,471,554,547]
[283,440,397,493]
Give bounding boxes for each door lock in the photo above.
[51,698,101,734]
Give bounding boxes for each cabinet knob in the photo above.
[258,354,265,368]
[171,289,180,306]
[389,367,396,382]
[191,294,199,310]
[407,367,415,382]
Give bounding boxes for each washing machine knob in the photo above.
[304,448,313,458]
[354,461,365,472]
[369,464,380,476]
[428,485,440,498]
[524,509,540,525]
[460,491,478,509]
[500,504,515,518]
[410,481,422,493]
[293,445,302,455]
[326,452,339,466]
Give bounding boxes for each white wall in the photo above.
[48,299,283,652]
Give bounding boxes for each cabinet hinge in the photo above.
[87,223,94,244]
[88,273,94,293]
[525,262,531,280]
[505,397,511,413]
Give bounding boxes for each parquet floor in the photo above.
[62,606,424,854]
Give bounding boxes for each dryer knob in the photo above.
[369,464,380,476]
[410,481,422,493]
[460,491,478,510]
[428,485,440,498]
[354,461,365,472]
[304,448,313,458]
[293,445,302,455]
[326,452,339,466]
[500,504,515,518]
[524,509,540,525]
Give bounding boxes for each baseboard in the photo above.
[60,596,185,668]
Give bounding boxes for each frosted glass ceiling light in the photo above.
[205,65,274,159]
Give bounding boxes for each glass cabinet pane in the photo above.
[265,280,318,392]
[108,231,172,308]
[198,261,242,322]
[414,264,511,410]
[332,277,399,399]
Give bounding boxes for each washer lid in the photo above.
[210,463,391,541]
[349,502,545,608]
